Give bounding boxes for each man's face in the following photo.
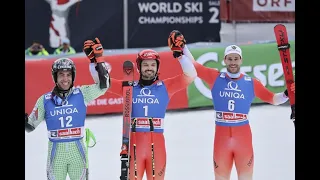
[56,70,72,90]
[140,60,157,80]
[62,43,69,50]
[30,43,43,53]
[224,53,242,74]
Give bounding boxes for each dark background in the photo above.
[25,0,221,53]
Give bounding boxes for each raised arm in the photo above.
[163,55,197,98]
[83,38,122,98]
[183,45,220,89]
[80,63,110,105]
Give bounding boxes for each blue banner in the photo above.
[127,0,221,48]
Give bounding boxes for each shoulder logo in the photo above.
[45,94,51,99]
[73,88,80,94]
[244,76,251,81]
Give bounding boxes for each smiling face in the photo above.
[56,70,73,90]
[224,53,242,74]
[140,60,158,80]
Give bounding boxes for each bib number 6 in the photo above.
[228,100,235,111]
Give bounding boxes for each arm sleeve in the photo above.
[183,45,219,89]
[80,84,108,105]
[89,63,110,90]
[163,55,196,98]
[253,78,289,105]
[81,63,111,105]
[27,96,45,129]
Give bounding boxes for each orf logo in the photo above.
[224,81,241,92]
[137,88,155,97]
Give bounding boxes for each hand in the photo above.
[83,40,95,62]
[25,113,28,123]
[290,104,295,121]
[25,113,35,133]
[91,38,104,62]
[83,38,104,63]
[168,30,186,58]
[284,82,295,97]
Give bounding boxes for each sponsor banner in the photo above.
[49,127,83,139]
[127,0,221,48]
[187,41,295,108]
[25,52,189,115]
[220,0,295,22]
[25,0,124,54]
[135,118,162,128]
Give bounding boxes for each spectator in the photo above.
[53,38,76,55]
[25,42,49,56]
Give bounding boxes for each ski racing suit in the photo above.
[26,63,109,180]
[183,46,291,180]
[108,55,197,180]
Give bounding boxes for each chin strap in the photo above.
[138,75,158,87]
[51,86,73,106]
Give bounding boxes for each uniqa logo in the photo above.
[133,87,159,104]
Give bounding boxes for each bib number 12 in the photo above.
[59,116,73,128]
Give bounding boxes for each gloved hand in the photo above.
[25,113,35,133]
[83,37,104,63]
[284,83,295,97]
[290,105,295,121]
[25,113,28,123]
[168,30,186,58]
[283,83,295,122]
[83,40,95,62]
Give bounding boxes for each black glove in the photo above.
[283,89,295,122]
[290,104,295,121]
[284,89,288,97]
[25,113,35,133]
[168,30,186,58]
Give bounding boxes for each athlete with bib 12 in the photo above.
[25,43,111,180]
[183,44,295,180]
[82,32,196,179]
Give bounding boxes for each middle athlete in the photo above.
[83,31,196,180]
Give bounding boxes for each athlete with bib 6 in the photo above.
[83,32,196,180]
[25,39,111,180]
[183,44,295,180]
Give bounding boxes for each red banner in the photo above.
[220,0,295,22]
[25,52,189,115]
